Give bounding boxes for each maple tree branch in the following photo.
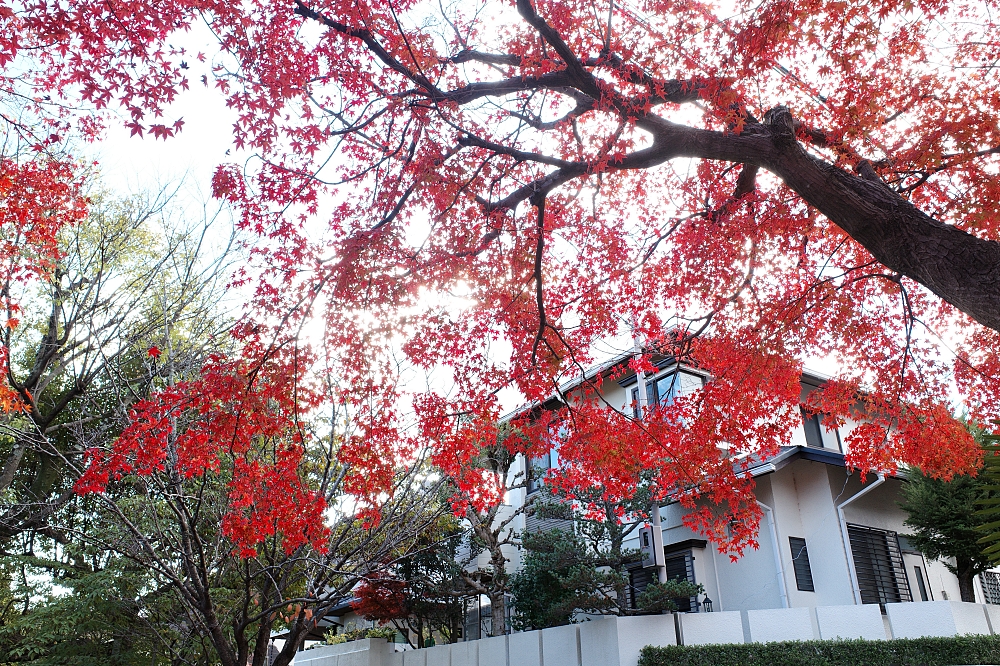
[508,99,594,130]
[448,49,521,67]
[293,0,446,101]
[586,54,707,105]
[458,133,579,169]
[892,145,1000,194]
[733,163,760,198]
[470,104,1000,331]
[515,0,603,99]
[530,195,547,365]
[442,70,575,105]
[370,181,418,233]
[755,109,1000,332]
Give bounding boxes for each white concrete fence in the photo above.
[294,601,1000,666]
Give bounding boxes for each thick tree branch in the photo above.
[295,0,1000,331]
[475,107,1000,331]
[443,71,574,105]
[531,195,547,365]
[458,133,580,169]
[448,49,521,67]
[293,0,446,102]
[514,0,606,101]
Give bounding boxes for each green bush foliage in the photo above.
[635,580,704,613]
[324,626,398,645]
[639,635,1000,666]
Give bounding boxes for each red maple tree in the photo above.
[5,0,1000,561]
[0,156,88,413]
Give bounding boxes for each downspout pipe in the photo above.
[837,473,886,605]
[757,500,789,609]
[650,501,668,584]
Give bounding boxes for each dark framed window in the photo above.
[847,523,912,604]
[526,450,553,494]
[626,565,657,609]
[897,534,921,554]
[789,537,815,592]
[914,566,929,602]
[626,550,697,612]
[665,552,696,612]
[631,370,704,418]
[801,407,824,448]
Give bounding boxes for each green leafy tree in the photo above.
[0,540,211,666]
[354,515,474,648]
[900,464,994,603]
[510,527,701,629]
[509,528,617,629]
[510,477,700,629]
[0,190,235,665]
[0,189,235,544]
[393,525,470,646]
[634,580,705,613]
[974,427,1000,567]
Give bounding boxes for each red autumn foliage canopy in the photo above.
[5,0,1000,554]
[0,156,88,412]
[74,348,331,557]
[352,575,409,623]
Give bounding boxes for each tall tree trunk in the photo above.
[957,559,977,603]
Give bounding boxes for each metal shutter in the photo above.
[789,537,815,592]
[847,523,912,604]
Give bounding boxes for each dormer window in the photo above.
[526,428,565,494]
[631,369,704,418]
[801,408,824,448]
[526,449,557,494]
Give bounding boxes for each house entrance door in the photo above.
[901,552,932,602]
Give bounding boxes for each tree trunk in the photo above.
[488,590,507,637]
[272,624,307,666]
[957,559,978,603]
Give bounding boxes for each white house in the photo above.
[465,350,1000,635]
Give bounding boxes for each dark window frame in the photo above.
[789,536,815,592]
[525,450,550,494]
[801,407,824,448]
[981,571,1000,605]
[631,370,704,418]
[913,565,929,602]
[847,523,913,605]
[626,548,699,612]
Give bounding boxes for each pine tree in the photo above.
[900,464,993,603]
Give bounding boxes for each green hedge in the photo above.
[638,635,1000,666]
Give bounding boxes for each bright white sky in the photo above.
[92,75,236,202]
[80,18,241,203]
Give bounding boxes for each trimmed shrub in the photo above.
[324,626,398,645]
[639,635,1000,666]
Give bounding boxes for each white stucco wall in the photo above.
[838,475,909,533]
[927,557,965,602]
[595,373,631,415]
[767,460,856,608]
[704,476,784,612]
